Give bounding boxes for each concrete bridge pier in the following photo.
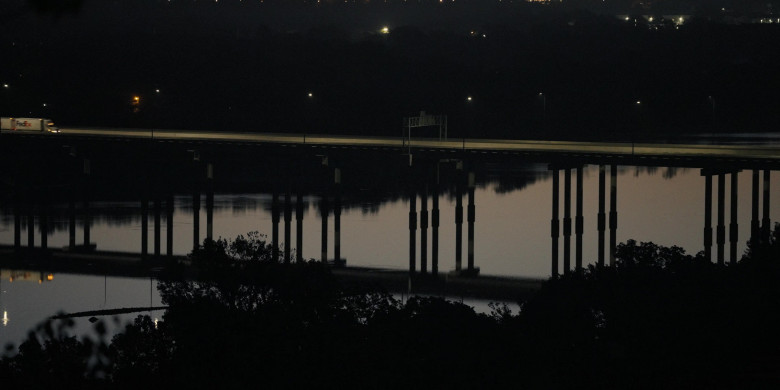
[284,189,292,264]
[729,172,739,264]
[575,166,584,271]
[27,202,34,249]
[141,197,149,257]
[166,194,174,258]
[409,191,417,273]
[192,188,200,251]
[751,170,760,249]
[296,192,304,262]
[154,196,161,258]
[420,186,428,274]
[334,168,343,265]
[455,178,463,272]
[206,163,214,241]
[762,170,771,242]
[717,173,725,265]
[550,167,560,278]
[702,171,713,262]
[467,171,476,273]
[272,191,280,261]
[320,196,329,263]
[563,168,572,274]
[432,182,439,276]
[609,165,618,266]
[597,165,606,267]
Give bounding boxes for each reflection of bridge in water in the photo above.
[0,130,777,296]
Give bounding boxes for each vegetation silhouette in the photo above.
[1,225,779,388]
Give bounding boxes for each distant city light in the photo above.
[308,92,313,98]
[2,311,7,326]
[636,100,642,105]
[2,84,7,88]
[42,103,47,107]
[155,89,160,93]
[380,26,390,34]
[467,96,473,102]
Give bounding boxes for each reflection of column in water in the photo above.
[717,173,725,265]
[420,186,428,274]
[703,172,712,262]
[751,170,759,248]
[551,168,559,278]
[597,165,606,267]
[563,168,571,274]
[467,172,475,271]
[762,170,771,242]
[609,165,617,266]
[296,192,304,262]
[729,172,738,264]
[575,166,583,271]
[284,189,292,263]
[409,192,417,273]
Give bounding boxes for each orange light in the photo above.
[47,274,54,281]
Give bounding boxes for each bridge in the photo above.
[6,127,779,164]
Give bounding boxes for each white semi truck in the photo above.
[1,117,60,133]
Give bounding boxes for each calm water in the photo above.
[0,163,777,349]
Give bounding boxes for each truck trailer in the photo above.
[1,117,60,133]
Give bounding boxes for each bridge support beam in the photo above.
[703,172,713,262]
[166,194,174,258]
[432,180,440,276]
[320,196,329,263]
[192,190,200,251]
[296,192,304,262]
[154,197,161,258]
[467,172,476,272]
[206,163,214,241]
[27,203,34,249]
[272,191,280,261]
[409,192,417,273]
[284,189,292,264]
[729,172,739,264]
[597,165,606,267]
[420,186,428,274]
[762,170,771,242]
[609,165,617,266]
[40,204,48,250]
[455,180,463,272]
[551,168,560,278]
[141,198,148,257]
[563,168,572,274]
[751,170,760,249]
[575,166,584,271]
[334,168,342,265]
[69,198,77,249]
[717,173,725,265]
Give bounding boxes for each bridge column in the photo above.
[717,173,725,265]
[467,171,476,272]
[69,197,77,249]
[563,168,572,274]
[296,192,304,262]
[154,196,161,258]
[420,186,428,274]
[575,166,584,271]
[455,179,463,272]
[284,189,292,264]
[409,192,417,273]
[751,170,760,249]
[166,194,174,258]
[192,189,200,251]
[762,170,771,242]
[729,172,739,264]
[40,203,48,250]
[27,202,34,248]
[551,168,560,278]
[141,197,149,257]
[703,171,713,262]
[82,158,91,249]
[272,191,280,261]
[334,168,342,265]
[206,163,214,241]
[13,197,21,250]
[320,196,329,263]
[597,165,606,267]
[432,180,440,276]
[609,165,617,266]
